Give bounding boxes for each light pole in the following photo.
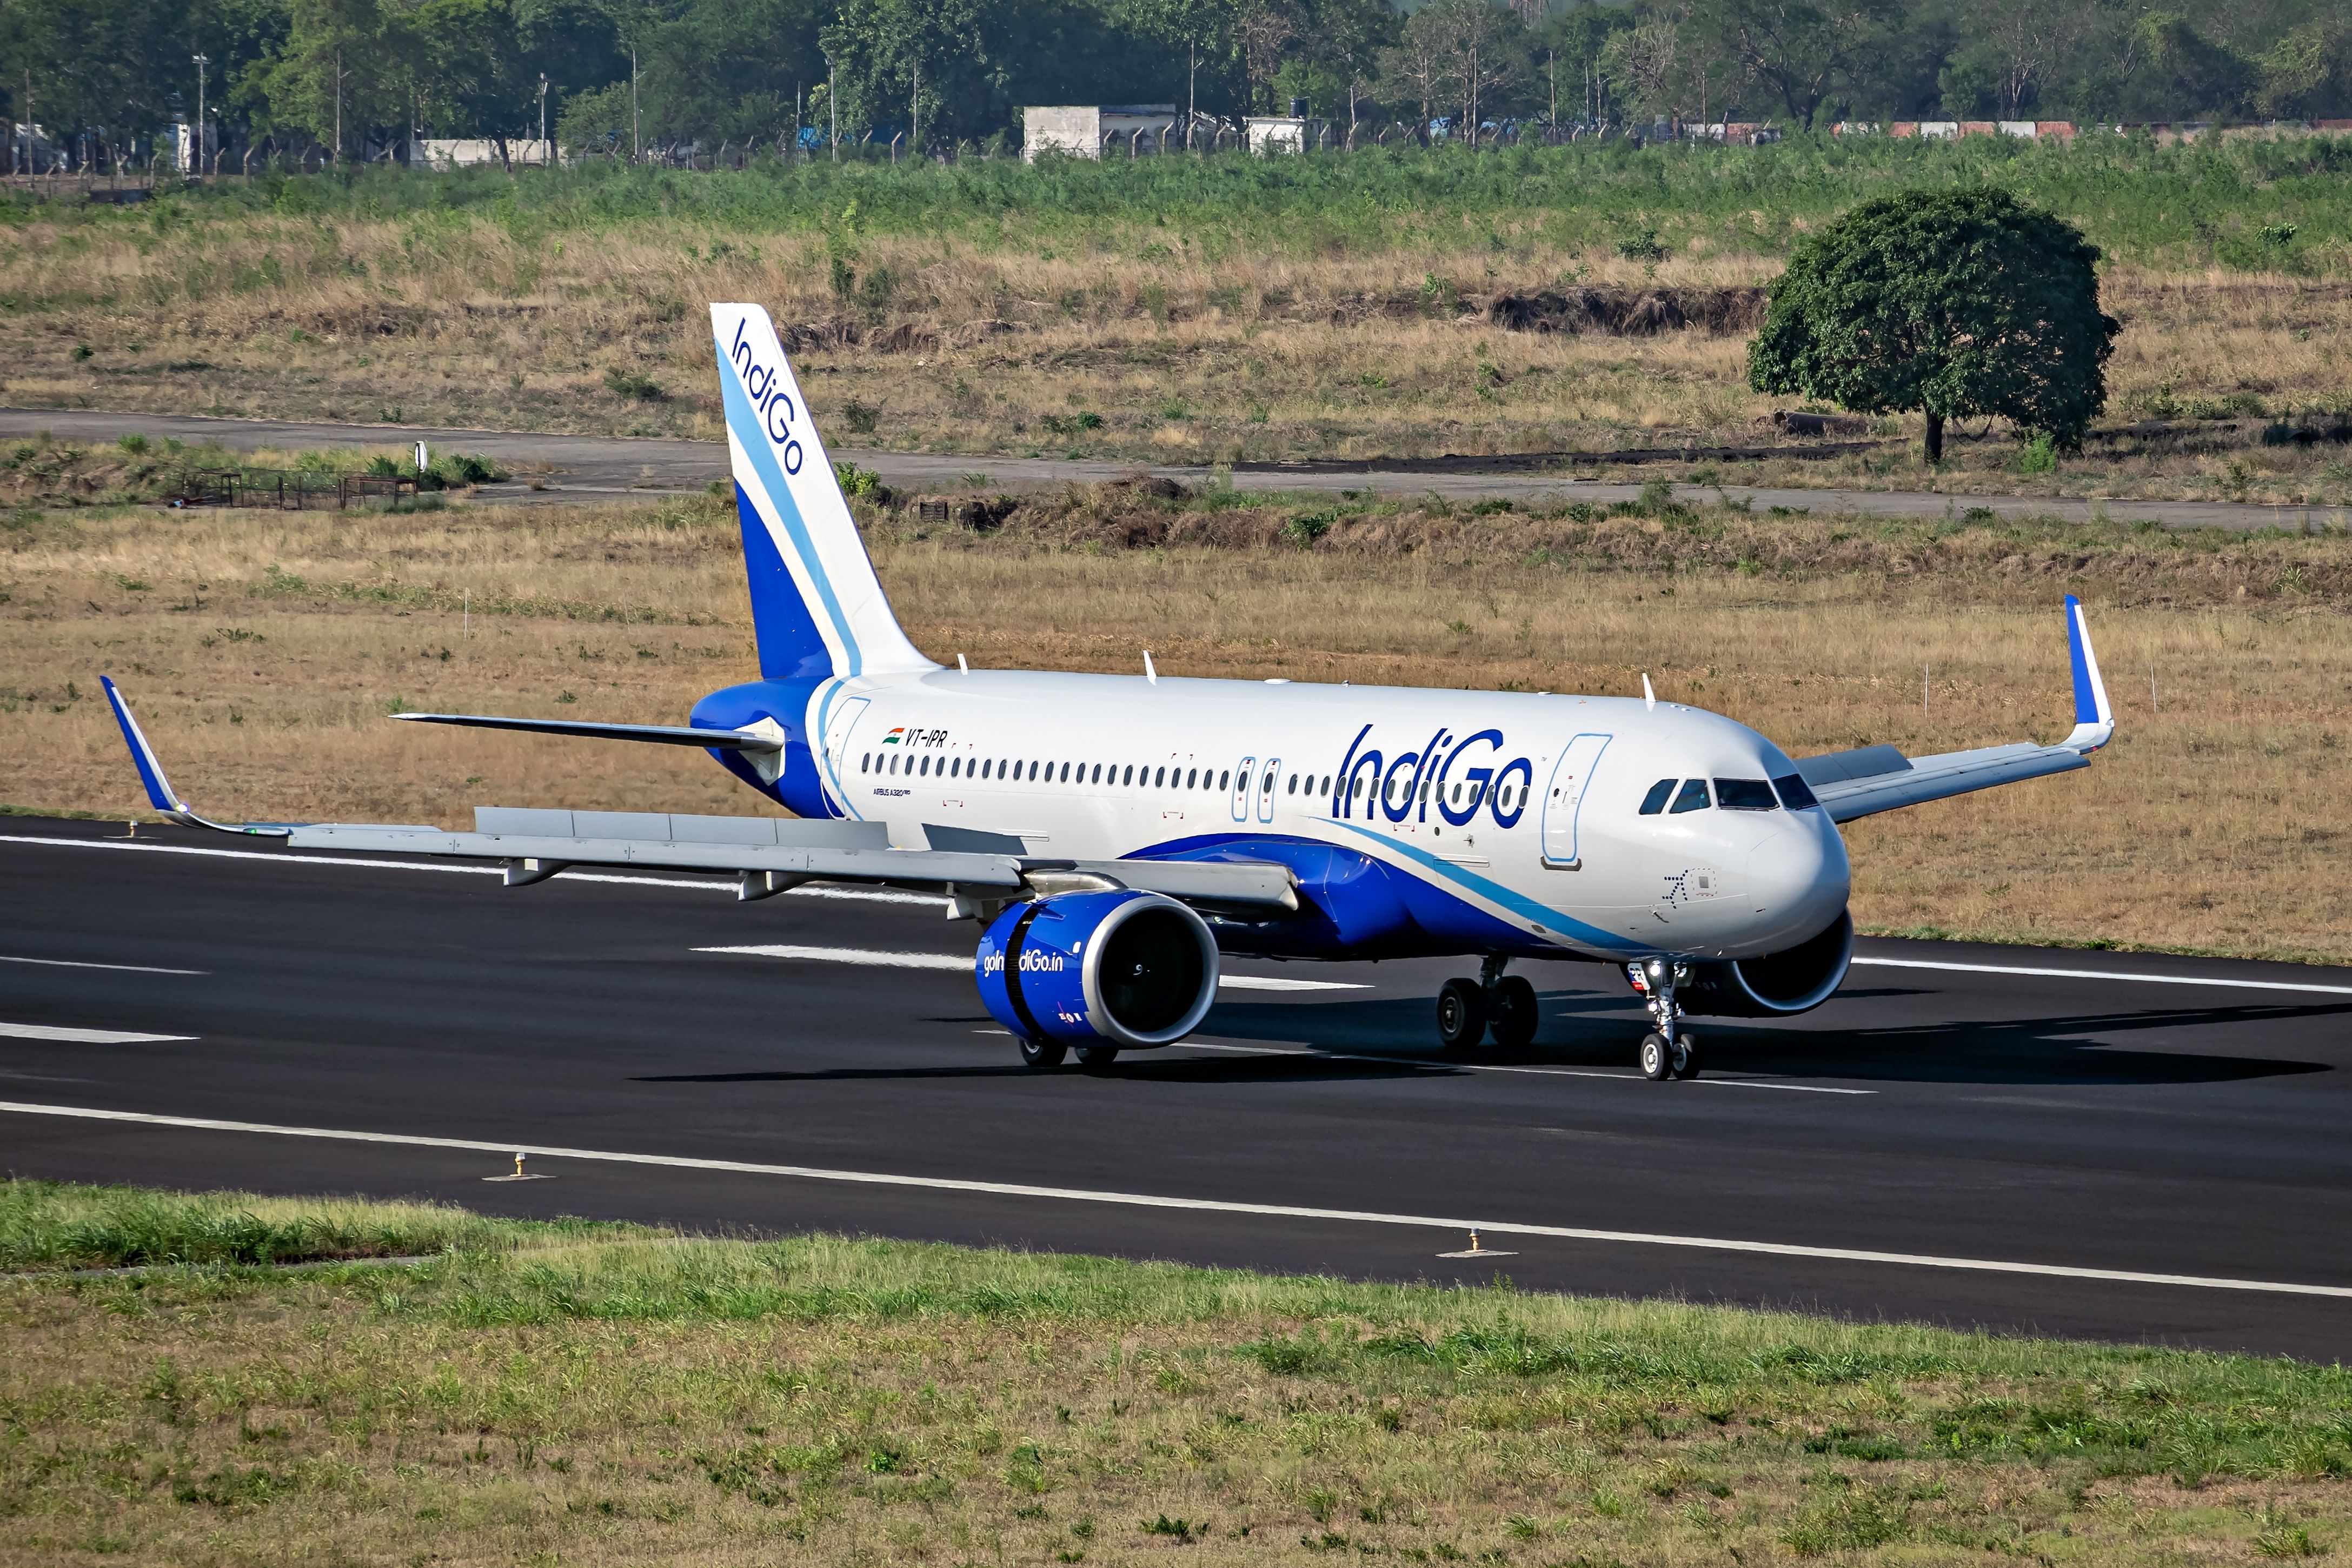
[537,73,548,164]
[192,54,209,177]
[629,46,639,163]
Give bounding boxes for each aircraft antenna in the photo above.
[1642,673,1656,710]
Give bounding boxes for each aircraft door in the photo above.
[1257,758,1281,822]
[1540,733,1612,868]
[1230,756,1255,822]
[820,695,872,806]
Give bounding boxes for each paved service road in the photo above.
[4,407,2335,532]
[3,815,2349,1358]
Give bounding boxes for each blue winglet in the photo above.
[2061,596,2114,753]
[99,676,181,814]
[97,677,291,836]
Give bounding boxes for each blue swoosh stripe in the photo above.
[1330,821,1640,952]
[717,349,862,677]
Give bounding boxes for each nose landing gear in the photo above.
[1436,958,1542,1053]
[1629,958,1699,1080]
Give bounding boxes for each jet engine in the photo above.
[976,889,1220,1050]
[1682,909,1853,1018]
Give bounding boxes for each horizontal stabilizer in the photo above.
[393,713,782,751]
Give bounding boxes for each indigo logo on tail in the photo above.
[728,316,806,471]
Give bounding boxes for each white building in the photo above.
[1022,106,1179,160]
[1245,115,1332,154]
[409,138,554,170]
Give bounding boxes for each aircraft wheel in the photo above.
[1639,1032,1674,1081]
[1019,1037,1068,1071]
[1672,1035,1700,1079]
[1075,1046,1120,1069]
[1486,976,1539,1050]
[1436,978,1486,1053]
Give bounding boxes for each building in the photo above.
[408,138,554,170]
[1021,106,1179,160]
[1245,115,1331,154]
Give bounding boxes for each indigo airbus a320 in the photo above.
[103,303,2115,1080]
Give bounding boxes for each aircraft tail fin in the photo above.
[709,303,935,682]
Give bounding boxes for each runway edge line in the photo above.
[4,1100,2347,1299]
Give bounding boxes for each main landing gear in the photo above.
[1627,958,1700,1080]
[1436,956,1540,1053]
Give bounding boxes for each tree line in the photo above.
[3,0,2348,171]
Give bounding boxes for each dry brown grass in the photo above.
[5,488,2347,962]
[3,212,2348,504]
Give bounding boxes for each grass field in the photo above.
[3,140,2350,503]
[4,484,2348,963]
[5,1179,2352,1566]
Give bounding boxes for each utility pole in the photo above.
[827,56,837,162]
[192,54,209,177]
[630,45,639,163]
[334,48,348,167]
[537,72,548,163]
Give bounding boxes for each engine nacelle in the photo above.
[976,890,1220,1049]
[1683,909,1853,1018]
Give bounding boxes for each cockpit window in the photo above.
[1669,778,1711,814]
[1772,773,1821,810]
[1714,778,1778,812]
[1638,779,1676,815]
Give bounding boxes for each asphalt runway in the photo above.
[4,814,2350,1359]
[4,407,2334,531]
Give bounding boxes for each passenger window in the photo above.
[951,757,962,778]
[1092,764,1102,785]
[1716,778,1777,811]
[1638,779,1675,815]
[1670,778,1711,813]
[1286,774,1297,794]
[1219,770,1230,790]
[860,753,870,774]
[1773,773,1820,810]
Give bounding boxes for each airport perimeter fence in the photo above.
[170,468,418,511]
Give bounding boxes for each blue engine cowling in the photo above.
[976,891,1220,1049]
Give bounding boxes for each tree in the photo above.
[1749,188,2121,465]
[1689,0,1898,130]
[1233,0,1300,114]
[1398,0,1526,144]
[1130,0,1235,137]
[1312,0,1396,129]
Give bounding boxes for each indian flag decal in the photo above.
[881,727,905,744]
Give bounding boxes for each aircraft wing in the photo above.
[97,680,1295,909]
[1795,595,2115,825]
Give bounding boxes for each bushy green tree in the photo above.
[1749,187,2121,464]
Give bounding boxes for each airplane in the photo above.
[99,302,2116,1082]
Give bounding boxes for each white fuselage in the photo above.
[806,669,1851,964]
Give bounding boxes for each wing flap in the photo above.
[391,713,782,751]
[285,822,1026,888]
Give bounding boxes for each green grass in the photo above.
[10,132,2352,275]
[5,1181,2352,1563]
[0,1180,628,1271]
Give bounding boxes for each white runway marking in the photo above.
[0,834,944,906]
[1852,955,2352,996]
[701,944,962,971]
[0,1024,197,1044]
[0,1098,2336,1299]
[0,955,207,975]
[696,945,1366,991]
[1174,1040,1872,1093]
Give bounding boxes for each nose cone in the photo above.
[1745,814,1851,951]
